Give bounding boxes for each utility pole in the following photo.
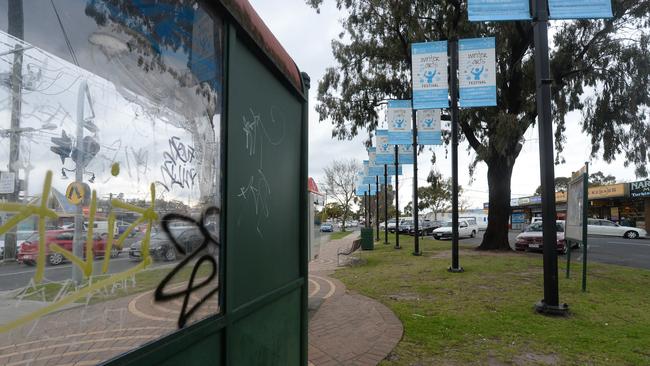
[384,164,388,244]
[5,0,24,261]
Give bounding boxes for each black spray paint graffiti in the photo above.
[154,206,220,329]
[158,136,198,191]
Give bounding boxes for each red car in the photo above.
[515,221,569,254]
[17,229,120,266]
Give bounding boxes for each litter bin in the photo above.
[360,228,374,250]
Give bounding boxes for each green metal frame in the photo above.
[102,1,309,364]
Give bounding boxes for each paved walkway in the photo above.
[308,233,403,366]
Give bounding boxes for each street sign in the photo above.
[411,41,449,109]
[0,171,15,194]
[387,100,412,145]
[65,182,87,205]
[459,37,497,107]
[416,109,442,145]
[468,0,532,21]
[566,173,586,242]
[549,0,612,19]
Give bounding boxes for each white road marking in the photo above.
[606,241,650,247]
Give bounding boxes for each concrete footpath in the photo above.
[308,233,403,366]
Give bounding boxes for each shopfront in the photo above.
[630,179,650,229]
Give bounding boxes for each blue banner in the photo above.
[468,0,531,21]
[411,41,449,109]
[459,37,497,107]
[416,109,442,145]
[375,129,395,164]
[398,145,415,165]
[387,100,412,145]
[549,0,612,19]
[368,165,401,177]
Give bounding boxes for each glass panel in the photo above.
[0,1,223,364]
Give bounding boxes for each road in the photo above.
[462,231,650,270]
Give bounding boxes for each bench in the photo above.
[337,238,362,266]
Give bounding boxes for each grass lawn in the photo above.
[334,234,650,365]
[330,230,355,241]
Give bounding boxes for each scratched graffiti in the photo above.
[0,2,224,364]
[158,136,199,192]
[237,108,285,236]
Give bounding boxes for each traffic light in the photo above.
[50,130,72,164]
[71,136,100,168]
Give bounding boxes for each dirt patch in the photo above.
[387,293,421,301]
[513,353,559,365]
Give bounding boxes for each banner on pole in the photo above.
[375,130,394,164]
[416,109,442,145]
[467,0,531,21]
[549,0,612,19]
[398,145,414,165]
[387,100,412,145]
[411,41,449,109]
[459,37,497,107]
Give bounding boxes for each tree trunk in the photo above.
[478,156,514,250]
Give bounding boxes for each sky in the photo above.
[247,0,644,210]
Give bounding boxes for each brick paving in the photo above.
[0,232,402,365]
[308,233,403,366]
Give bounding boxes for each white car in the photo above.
[432,219,478,240]
[587,219,647,239]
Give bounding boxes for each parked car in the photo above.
[432,219,478,240]
[381,219,397,231]
[349,220,359,227]
[320,223,334,232]
[60,221,119,237]
[397,219,414,234]
[587,219,647,239]
[409,220,444,236]
[129,228,204,262]
[0,231,34,259]
[515,220,570,254]
[17,229,119,266]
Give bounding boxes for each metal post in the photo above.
[412,109,421,256]
[566,239,571,278]
[5,0,24,261]
[364,192,368,228]
[533,0,567,315]
[384,164,388,244]
[72,81,88,284]
[375,175,379,241]
[582,162,589,292]
[394,145,400,249]
[448,38,463,273]
[367,183,372,229]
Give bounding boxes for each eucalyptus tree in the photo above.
[307,0,650,249]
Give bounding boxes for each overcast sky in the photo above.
[249,0,640,210]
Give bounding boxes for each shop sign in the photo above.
[588,184,626,199]
[630,179,650,198]
[530,196,542,204]
[511,212,525,224]
[518,197,531,205]
[510,198,519,206]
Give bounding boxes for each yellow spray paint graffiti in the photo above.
[0,170,159,333]
[0,171,57,283]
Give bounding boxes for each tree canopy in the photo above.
[323,159,361,231]
[306,0,650,250]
